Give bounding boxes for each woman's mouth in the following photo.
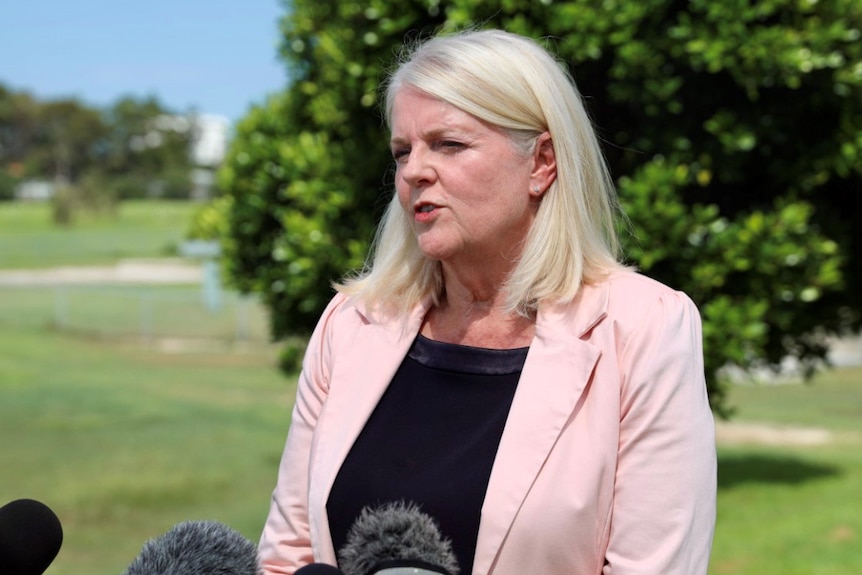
[413,203,439,222]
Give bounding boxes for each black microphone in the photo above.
[0,498,63,575]
[337,501,460,575]
[122,520,261,575]
[295,564,345,574]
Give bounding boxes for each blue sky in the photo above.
[0,1,288,123]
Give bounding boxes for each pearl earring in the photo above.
[532,185,541,194]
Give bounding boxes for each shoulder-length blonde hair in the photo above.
[336,28,627,316]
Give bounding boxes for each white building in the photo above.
[191,114,231,168]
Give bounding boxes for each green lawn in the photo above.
[713,444,861,575]
[710,373,862,575]
[722,370,862,432]
[0,200,198,268]
[0,198,290,574]
[0,326,291,575]
[0,199,273,345]
[0,284,272,343]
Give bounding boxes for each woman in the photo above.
[259,29,716,575]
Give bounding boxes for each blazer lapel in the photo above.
[473,283,609,574]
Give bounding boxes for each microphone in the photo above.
[122,520,261,575]
[295,564,345,574]
[0,498,63,575]
[337,501,460,575]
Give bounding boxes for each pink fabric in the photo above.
[259,271,716,575]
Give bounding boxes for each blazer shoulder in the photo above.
[602,270,700,328]
[605,269,678,293]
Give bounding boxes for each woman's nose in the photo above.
[399,148,435,187]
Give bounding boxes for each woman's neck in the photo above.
[422,281,535,349]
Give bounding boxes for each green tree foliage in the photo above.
[221,0,861,412]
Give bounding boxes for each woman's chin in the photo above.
[416,237,459,263]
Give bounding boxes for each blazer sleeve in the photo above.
[258,294,347,575]
[603,291,716,575]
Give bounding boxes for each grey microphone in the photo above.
[122,520,261,575]
[337,501,459,575]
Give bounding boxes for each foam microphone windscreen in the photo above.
[0,498,63,575]
[337,501,459,575]
[122,520,261,575]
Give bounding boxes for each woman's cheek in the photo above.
[395,182,412,213]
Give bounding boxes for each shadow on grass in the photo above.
[718,452,840,490]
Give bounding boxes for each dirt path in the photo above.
[714,420,841,446]
[0,258,202,286]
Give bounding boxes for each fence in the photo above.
[0,283,273,348]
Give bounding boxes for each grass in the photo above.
[0,200,198,268]
[710,372,862,575]
[0,325,292,575]
[721,371,862,432]
[0,198,290,574]
[0,199,273,345]
[713,445,861,575]
[0,284,272,343]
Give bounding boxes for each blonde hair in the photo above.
[336,28,626,315]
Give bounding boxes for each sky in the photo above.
[0,0,289,124]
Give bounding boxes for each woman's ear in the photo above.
[529,132,557,197]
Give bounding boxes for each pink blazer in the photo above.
[259,271,716,575]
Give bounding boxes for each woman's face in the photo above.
[390,87,541,270]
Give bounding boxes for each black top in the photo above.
[326,334,528,575]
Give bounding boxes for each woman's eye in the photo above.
[392,148,409,162]
[439,140,464,150]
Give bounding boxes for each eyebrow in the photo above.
[389,127,472,147]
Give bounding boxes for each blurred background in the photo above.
[1,1,860,574]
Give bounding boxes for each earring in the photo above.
[532,185,541,194]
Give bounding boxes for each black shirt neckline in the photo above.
[408,333,530,376]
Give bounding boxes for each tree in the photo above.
[0,85,197,201]
[102,96,196,199]
[0,85,39,199]
[0,86,40,170]
[32,99,109,184]
[220,0,861,413]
